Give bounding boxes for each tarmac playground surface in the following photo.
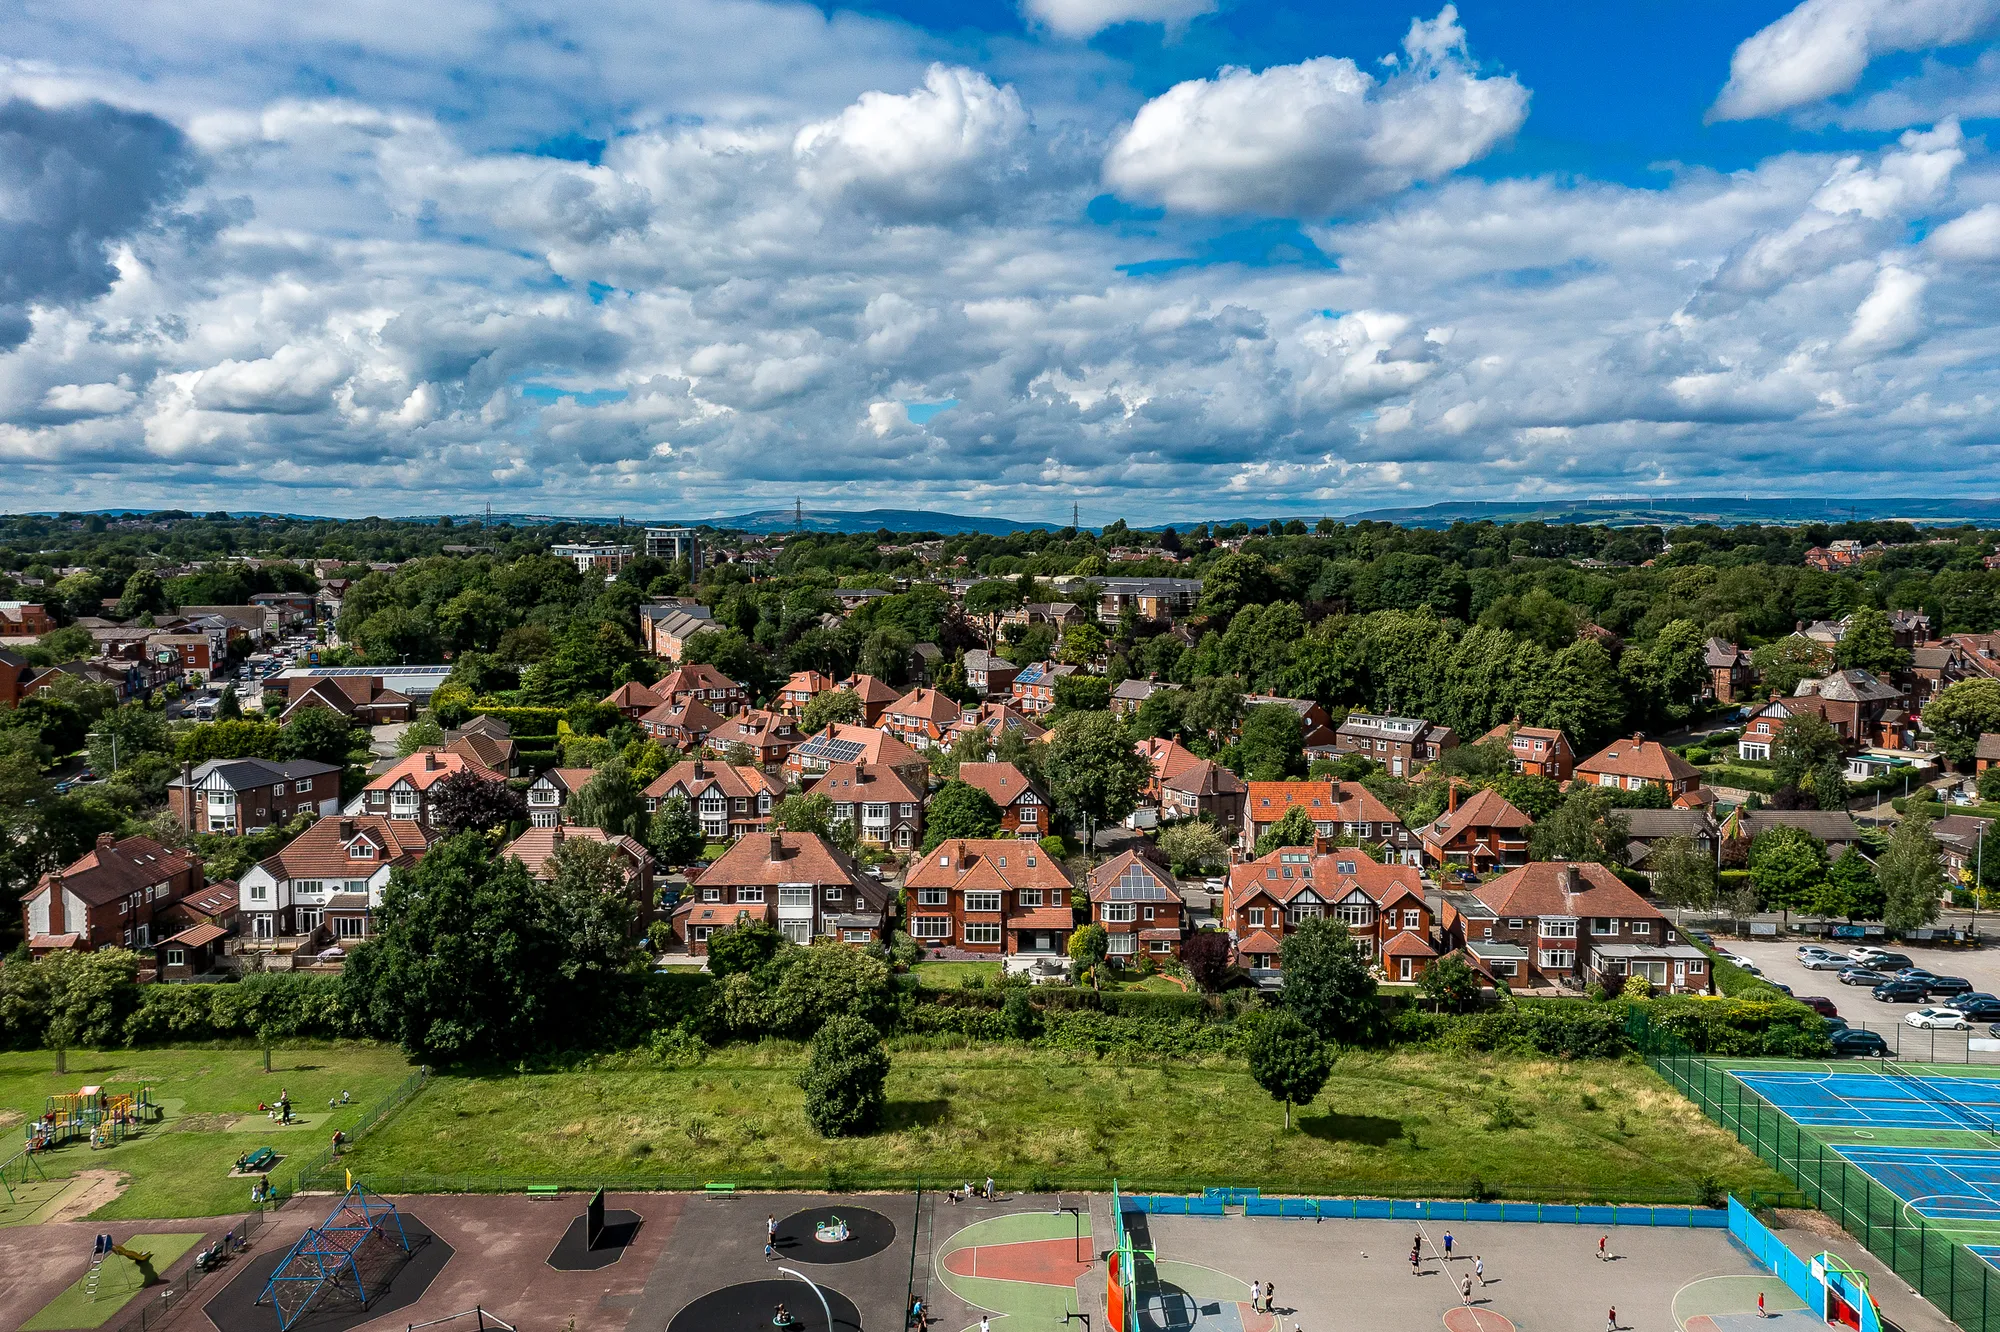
[0,1186,1944,1332]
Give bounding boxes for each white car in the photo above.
[1849,947,1890,965]
[1907,1007,1971,1031]
[1718,954,1761,975]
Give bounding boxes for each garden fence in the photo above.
[1627,1006,2000,1332]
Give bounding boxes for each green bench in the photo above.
[236,1147,277,1174]
[527,1185,560,1199]
[705,1182,737,1197]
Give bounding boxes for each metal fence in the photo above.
[1628,1006,2000,1332]
[100,1207,272,1332]
[275,1065,431,1200]
[1841,1019,2000,1066]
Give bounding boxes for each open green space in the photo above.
[912,962,1005,988]
[343,1047,1787,1202]
[21,1231,204,1330]
[0,1045,418,1220]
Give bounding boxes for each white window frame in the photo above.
[1103,903,1137,923]
[964,922,1002,945]
[736,886,765,904]
[964,891,1003,914]
[910,916,952,939]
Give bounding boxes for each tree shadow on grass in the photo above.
[881,1098,950,1130]
[1298,1111,1405,1147]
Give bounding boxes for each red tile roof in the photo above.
[694,831,877,892]
[257,817,432,881]
[1381,932,1439,958]
[1086,850,1178,903]
[501,825,649,879]
[890,687,962,726]
[655,663,741,696]
[639,696,727,735]
[841,674,904,706]
[644,760,783,802]
[26,835,201,908]
[161,921,228,949]
[364,749,501,793]
[904,839,1073,893]
[1419,787,1532,847]
[808,762,925,806]
[1575,736,1699,784]
[955,761,1041,808]
[603,680,661,711]
[1473,861,1664,921]
[1244,780,1397,825]
[1224,845,1423,915]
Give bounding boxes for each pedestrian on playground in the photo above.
[1758,1292,1766,1318]
[980,1316,990,1332]
[984,1176,995,1200]
[1410,1247,1421,1275]
[1475,1256,1485,1286]
[1265,1280,1277,1313]
[1461,1274,1473,1303]
[765,1214,777,1260]
[1249,1278,1260,1310]
[1598,1235,1608,1262]
[1443,1230,1454,1258]
[1413,1233,1422,1257]
[1608,1306,1617,1332]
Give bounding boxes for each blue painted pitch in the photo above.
[1831,1144,2000,1223]
[1730,1068,2000,1131]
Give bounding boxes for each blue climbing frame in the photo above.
[256,1184,411,1331]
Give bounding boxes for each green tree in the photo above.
[1248,1009,1333,1129]
[1051,673,1111,715]
[706,918,782,977]
[41,947,141,1065]
[798,1013,889,1138]
[396,717,448,758]
[1197,552,1277,621]
[801,688,863,735]
[648,796,707,866]
[1648,834,1718,916]
[1751,636,1834,698]
[275,708,365,766]
[216,684,242,720]
[1068,922,1109,986]
[921,780,1004,852]
[1827,845,1884,920]
[87,704,168,777]
[1041,711,1150,836]
[1772,713,1842,790]
[1254,805,1319,856]
[1415,953,1483,1014]
[545,836,640,979]
[1239,703,1307,781]
[962,581,1021,647]
[1748,824,1830,917]
[1279,916,1377,1044]
[428,769,527,836]
[355,604,441,664]
[1837,607,1911,674]
[1057,622,1106,667]
[1158,821,1228,873]
[1528,790,1630,867]
[1879,807,1946,932]
[567,759,645,838]
[770,792,834,837]
[116,569,168,618]
[1925,679,2000,767]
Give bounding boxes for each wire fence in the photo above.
[1628,1006,2000,1332]
[274,1065,431,1200]
[99,1207,273,1332]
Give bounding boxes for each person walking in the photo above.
[1443,1230,1454,1259]
[1598,1235,1608,1262]
[1461,1274,1474,1303]
[1475,1256,1485,1286]
[1608,1306,1617,1332]
[984,1176,995,1200]
[1410,1246,1421,1275]
[1265,1280,1276,1313]
[765,1214,778,1261]
[980,1316,991,1332]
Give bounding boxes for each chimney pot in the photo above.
[96,831,116,850]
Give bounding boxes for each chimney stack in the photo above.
[96,831,116,850]
[183,761,196,831]
[768,831,784,862]
[1447,783,1459,814]
[425,752,439,771]
[1558,864,1580,898]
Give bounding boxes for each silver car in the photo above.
[1802,953,1850,971]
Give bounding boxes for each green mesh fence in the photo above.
[1626,1007,2000,1332]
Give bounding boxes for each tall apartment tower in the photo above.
[644,526,703,575]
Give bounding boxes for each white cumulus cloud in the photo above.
[1101,6,1527,217]
[1710,0,2000,122]
[1930,203,2000,260]
[1842,265,1928,353]
[795,65,1036,221]
[1020,0,1217,39]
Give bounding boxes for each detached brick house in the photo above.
[786,724,929,788]
[1009,662,1074,716]
[903,838,1074,957]
[1476,721,1576,781]
[1333,713,1457,777]
[947,701,1048,748]
[643,759,784,841]
[954,761,1049,838]
[0,649,35,708]
[1790,670,1906,741]
[1705,638,1754,703]
[963,651,1019,701]
[281,674,411,725]
[776,670,841,716]
[22,833,204,955]
[1461,861,1709,994]
[638,696,727,750]
[359,750,503,825]
[166,757,344,834]
[808,761,925,851]
[527,766,597,828]
[840,674,903,726]
[1417,786,1533,871]
[708,708,803,769]
[1086,850,1184,960]
[885,687,962,751]
[1137,738,1246,832]
[675,832,887,952]
[613,663,747,720]
[1575,735,1703,803]
[501,825,654,922]
[1222,845,1434,976]
[239,816,432,942]
[1239,780,1419,864]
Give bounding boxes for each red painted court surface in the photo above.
[1443,1306,1517,1332]
[943,1237,1092,1286]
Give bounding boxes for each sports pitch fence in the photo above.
[1629,1007,2000,1332]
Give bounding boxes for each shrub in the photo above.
[1002,989,1040,1040]
[798,1014,889,1138]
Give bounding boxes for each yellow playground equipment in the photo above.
[27,1085,160,1152]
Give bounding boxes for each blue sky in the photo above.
[2,0,1998,522]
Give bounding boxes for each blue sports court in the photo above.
[1731,1067,2000,1132]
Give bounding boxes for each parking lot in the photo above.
[1720,936,2000,1062]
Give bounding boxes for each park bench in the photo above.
[527,1185,560,1200]
[705,1182,737,1198]
[236,1147,277,1174]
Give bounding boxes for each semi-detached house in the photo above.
[1461,861,1709,994]
[238,816,432,942]
[675,832,886,953]
[22,834,204,955]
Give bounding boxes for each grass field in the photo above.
[0,1045,418,1220]
[341,1047,1788,1202]
[20,1232,204,1331]
[910,964,1183,992]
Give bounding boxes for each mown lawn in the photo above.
[0,1044,418,1219]
[343,1046,1787,1204]
[911,962,1004,988]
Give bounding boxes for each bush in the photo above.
[1002,989,1040,1040]
[798,1014,889,1138]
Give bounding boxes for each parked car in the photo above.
[1894,968,1939,983]
[1831,1028,1890,1057]
[1849,946,1890,963]
[1871,953,1916,971]
[1802,954,1850,970]
[1840,967,1892,986]
[1770,981,1794,995]
[1718,954,1760,974]
[1873,979,1931,1003]
[1923,976,1975,998]
[1689,930,1714,945]
[1797,995,1840,1018]
[1822,1014,1850,1032]
[1908,1007,1972,1030]
[1946,992,2000,1014]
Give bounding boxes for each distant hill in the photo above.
[698,507,1061,536]
[1331,498,2000,529]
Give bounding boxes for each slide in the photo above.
[109,1244,153,1265]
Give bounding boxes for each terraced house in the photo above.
[902,838,1075,958]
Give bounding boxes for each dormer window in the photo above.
[349,842,375,859]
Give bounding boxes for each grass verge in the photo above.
[342,1047,1787,1203]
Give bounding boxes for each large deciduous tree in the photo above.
[1926,679,2000,767]
[1878,808,1946,933]
[922,780,1004,852]
[798,1013,889,1138]
[1278,916,1377,1044]
[428,769,528,836]
[1041,711,1149,836]
[1248,1009,1333,1129]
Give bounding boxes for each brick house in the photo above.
[0,648,33,708]
[885,686,963,751]
[1136,737,1246,832]
[526,766,596,828]
[946,701,1048,749]
[954,761,1050,838]
[674,832,887,952]
[359,750,504,825]
[839,674,903,726]
[1462,861,1709,993]
[238,816,432,942]
[1978,733,2000,775]
[147,632,219,681]
[707,708,803,769]
[1243,695,1342,756]
[1110,678,1179,717]
[166,758,344,834]
[809,761,926,851]
[21,833,204,955]
[1789,670,1905,741]
[1575,735,1703,802]
[444,720,520,777]
[785,724,929,788]
[1704,639,1754,703]
[281,674,412,725]
[0,602,57,637]
[963,650,1019,701]
[649,663,749,716]
[1476,720,1576,781]
[501,825,654,922]
[1416,786,1532,871]
[638,604,715,662]
[903,838,1074,957]
[1239,780,1420,864]
[1086,849,1183,960]
[1222,845,1433,974]
[643,759,784,841]
[1009,662,1075,716]
[605,680,666,721]
[776,670,841,716]
[637,696,727,750]
[1332,713,1457,776]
